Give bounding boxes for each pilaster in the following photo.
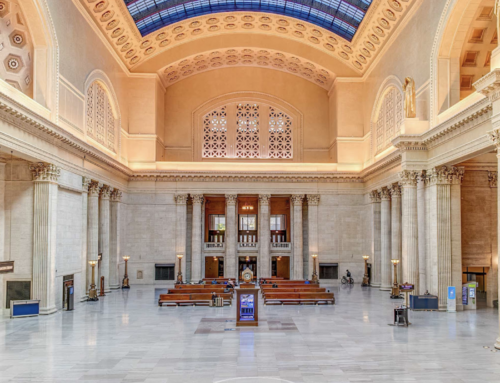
[0,161,5,311]
[87,180,102,295]
[307,195,320,280]
[109,188,122,289]
[390,184,402,286]
[191,194,204,281]
[225,194,237,279]
[488,171,498,308]
[174,194,188,281]
[291,194,304,280]
[30,162,60,315]
[259,194,271,279]
[380,187,392,291]
[369,190,381,287]
[417,171,428,294]
[80,177,90,301]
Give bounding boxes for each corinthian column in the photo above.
[109,188,122,289]
[291,195,304,280]
[390,184,402,285]
[259,194,271,278]
[380,187,392,291]
[87,180,102,293]
[488,171,498,308]
[307,195,320,279]
[225,194,237,279]
[399,170,419,293]
[369,191,381,287]
[451,167,464,311]
[491,130,500,348]
[174,194,188,280]
[99,185,111,293]
[191,194,204,281]
[80,177,90,301]
[30,162,60,315]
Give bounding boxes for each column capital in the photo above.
[225,194,237,205]
[100,185,111,200]
[259,194,271,205]
[427,166,464,186]
[291,194,304,206]
[307,194,320,206]
[30,162,60,183]
[369,190,381,203]
[82,177,91,193]
[398,170,419,187]
[192,194,204,204]
[489,171,498,188]
[110,188,122,202]
[174,194,188,204]
[379,187,391,201]
[489,129,500,152]
[390,184,401,198]
[88,180,102,197]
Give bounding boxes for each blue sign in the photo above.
[448,286,455,300]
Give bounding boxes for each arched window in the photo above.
[202,102,293,159]
[375,87,403,153]
[86,81,116,153]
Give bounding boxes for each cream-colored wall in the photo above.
[363,0,448,137]
[163,67,330,163]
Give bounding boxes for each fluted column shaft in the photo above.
[436,183,451,310]
[0,162,6,311]
[225,195,237,279]
[109,189,122,289]
[307,195,320,279]
[400,171,419,293]
[487,172,498,308]
[30,162,60,315]
[259,194,271,278]
[174,194,188,280]
[292,195,304,280]
[80,178,90,301]
[417,173,428,294]
[370,191,381,287]
[380,188,392,291]
[391,185,402,285]
[191,194,204,281]
[87,180,101,292]
[99,185,111,292]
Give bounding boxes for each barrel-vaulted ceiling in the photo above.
[125,0,372,42]
[77,0,417,83]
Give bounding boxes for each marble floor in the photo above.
[0,285,499,383]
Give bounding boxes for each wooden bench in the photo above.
[261,288,326,296]
[158,293,233,307]
[175,284,233,290]
[263,292,335,305]
[168,288,234,297]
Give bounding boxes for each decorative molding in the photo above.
[88,180,102,197]
[259,194,271,205]
[82,176,91,193]
[110,188,122,202]
[369,190,381,203]
[192,194,204,204]
[361,152,402,181]
[174,194,188,204]
[100,184,111,199]
[225,194,238,205]
[30,162,60,182]
[473,69,500,101]
[488,171,498,188]
[488,128,500,150]
[291,194,304,205]
[306,194,320,206]
[399,170,419,187]
[393,139,427,152]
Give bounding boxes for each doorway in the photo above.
[205,256,224,278]
[62,275,74,310]
[271,256,290,279]
[238,256,257,281]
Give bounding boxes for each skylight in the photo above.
[124,0,373,42]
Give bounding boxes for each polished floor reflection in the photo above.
[0,285,498,382]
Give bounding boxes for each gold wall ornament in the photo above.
[403,77,416,118]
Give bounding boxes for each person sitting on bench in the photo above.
[272,283,278,288]
[224,286,231,293]
[227,279,234,288]
[212,279,218,284]
[211,292,217,302]
[305,280,310,284]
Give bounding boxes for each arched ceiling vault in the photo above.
[77,0,418,76]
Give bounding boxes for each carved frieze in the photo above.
[225,194,238,205]
[379,187,391,201]
[174,194,188,204]
[426,166,464,186]
[369,190,381,203]
[306,195,320,206]
[390,184,401,198]
[100,185,111,199]
[259,194,271,205]
[489,171,498,188]
[192,194,205,204]
[82,177,91,193]
[88,180,103,197]
[30,162,60,182]
[489,128,500,150]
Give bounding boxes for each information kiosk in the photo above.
[236,267,259,327]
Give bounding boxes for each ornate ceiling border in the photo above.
[78,0,417,79]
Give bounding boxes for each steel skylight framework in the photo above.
[124,0,373,42]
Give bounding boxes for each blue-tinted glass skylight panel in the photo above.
[125,0,373,42]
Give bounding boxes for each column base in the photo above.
[495,337,500,350]
[80,295,89,302]
[380,285,391,291]
[110,285,120,290]
[370,283,381,288]
[39,306,57,315]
